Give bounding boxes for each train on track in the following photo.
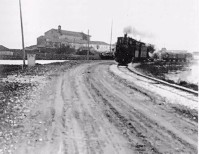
[114,34,155,65]
[114,34,193,65]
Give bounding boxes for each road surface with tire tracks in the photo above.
[14,61,197,154]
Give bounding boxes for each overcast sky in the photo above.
[0,0,198,51]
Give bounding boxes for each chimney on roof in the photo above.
[58,25,61,33]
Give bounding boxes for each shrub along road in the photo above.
[0,61,197,154]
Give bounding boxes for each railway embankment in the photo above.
[134,61,198,91]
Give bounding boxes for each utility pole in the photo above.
[19,0,25,68]
[87,30,90,60]
[110,20,113,52]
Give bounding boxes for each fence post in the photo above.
[27,54,36,67]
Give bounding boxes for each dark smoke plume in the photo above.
[123,26,154,39]
[123,26,133,34]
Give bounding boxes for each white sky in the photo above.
[0,0,198,51]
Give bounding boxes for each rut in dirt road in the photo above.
[85,63,197,154]
[13,61,197,154]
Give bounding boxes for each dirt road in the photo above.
[12,61,197,154]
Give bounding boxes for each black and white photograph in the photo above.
[0,0,198,153]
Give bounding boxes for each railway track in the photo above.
[117,65,198,96]
[112,63,197,111]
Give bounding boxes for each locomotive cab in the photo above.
[114,34,135,65]
[114,33,153,65]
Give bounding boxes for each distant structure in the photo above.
[89,41,112,52]
[37,25,111,52]
[0,45,9,51]
[159,48,187,54]
[158,48,187,57]
[192,51,199,60]
[156,48,192,61]
[0,45,13,56]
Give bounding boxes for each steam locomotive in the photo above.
[114,34,154,65]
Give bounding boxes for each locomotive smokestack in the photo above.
[124,33,127,38]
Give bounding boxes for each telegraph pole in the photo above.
[110,20,113,52]
[19,0,25,68]
[87,30,90,60]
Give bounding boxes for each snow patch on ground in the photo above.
[0,60,68,65]
[109,64,198,110]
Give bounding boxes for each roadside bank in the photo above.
[135,62,198,91]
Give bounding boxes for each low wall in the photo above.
[0,53,101,60]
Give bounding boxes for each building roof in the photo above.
[37,35,45,39]
[40,27,112,46]
[45,29,90,38]
[25,45,38,50]
[90,41,109,45]
[0,45,9,51]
